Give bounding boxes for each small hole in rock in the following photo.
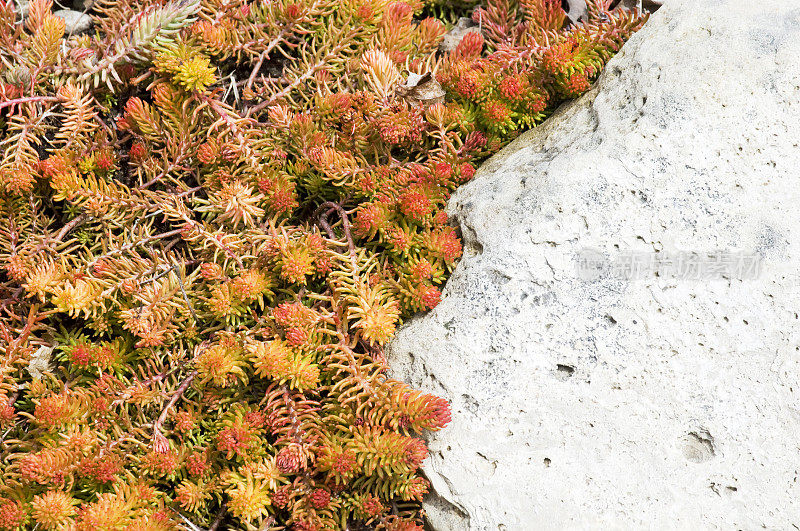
[544,458,551,467]
[682,430,715,463]
[556,364,575,379]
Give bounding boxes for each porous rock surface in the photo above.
[388,0,800,528]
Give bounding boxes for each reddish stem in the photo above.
[152,370,197,450]
[317,201,356,259]
[53,214,88,243]
[0,96,59,110]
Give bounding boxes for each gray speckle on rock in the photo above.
[439,17,481,54]
[389,0,800,528]
[54,9,93,35]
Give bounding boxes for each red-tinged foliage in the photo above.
[0,0,645,528]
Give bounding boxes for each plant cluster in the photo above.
[0,0,646,529]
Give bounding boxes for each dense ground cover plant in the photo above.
[0,0,646,528]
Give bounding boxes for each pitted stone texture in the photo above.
[388,0,800,529]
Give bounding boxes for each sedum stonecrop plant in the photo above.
[0,0,646,529]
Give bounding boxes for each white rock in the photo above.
[27,345,54,380]
[14,0,29,18]
[439,18,482,54]
[54,9,93,35]
[563,0,588,23]
[388,0,800,529]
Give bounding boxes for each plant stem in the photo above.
[0,96,58,110]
